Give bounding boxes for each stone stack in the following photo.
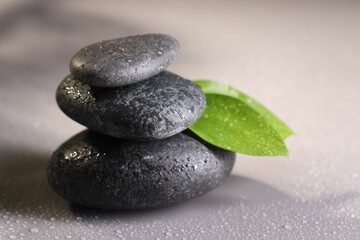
[48,34,235,209]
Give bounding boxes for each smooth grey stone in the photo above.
[47,130,235,210]
[56,71,206,140]
[69,34,180,87]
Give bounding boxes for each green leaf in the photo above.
[194,80,294,139]
[189,94,289,156]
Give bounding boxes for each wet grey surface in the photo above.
[1,0,360,239]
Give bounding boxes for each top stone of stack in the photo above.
[69,34,180,87]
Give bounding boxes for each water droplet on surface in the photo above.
[8,235,17,239]
[30,228,39,233]
[282,224,292,230]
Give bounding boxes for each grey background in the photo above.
[1,0,360,239]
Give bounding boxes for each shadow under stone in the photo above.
[0,150,69,217]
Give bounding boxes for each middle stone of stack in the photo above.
[57,34,206,140]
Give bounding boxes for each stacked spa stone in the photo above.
[48,34,235,210]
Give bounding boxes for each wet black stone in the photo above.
[56,71,206,140]
[69,34,179,87]
[47,130,235,210]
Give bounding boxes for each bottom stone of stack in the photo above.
[47,130,235,210]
